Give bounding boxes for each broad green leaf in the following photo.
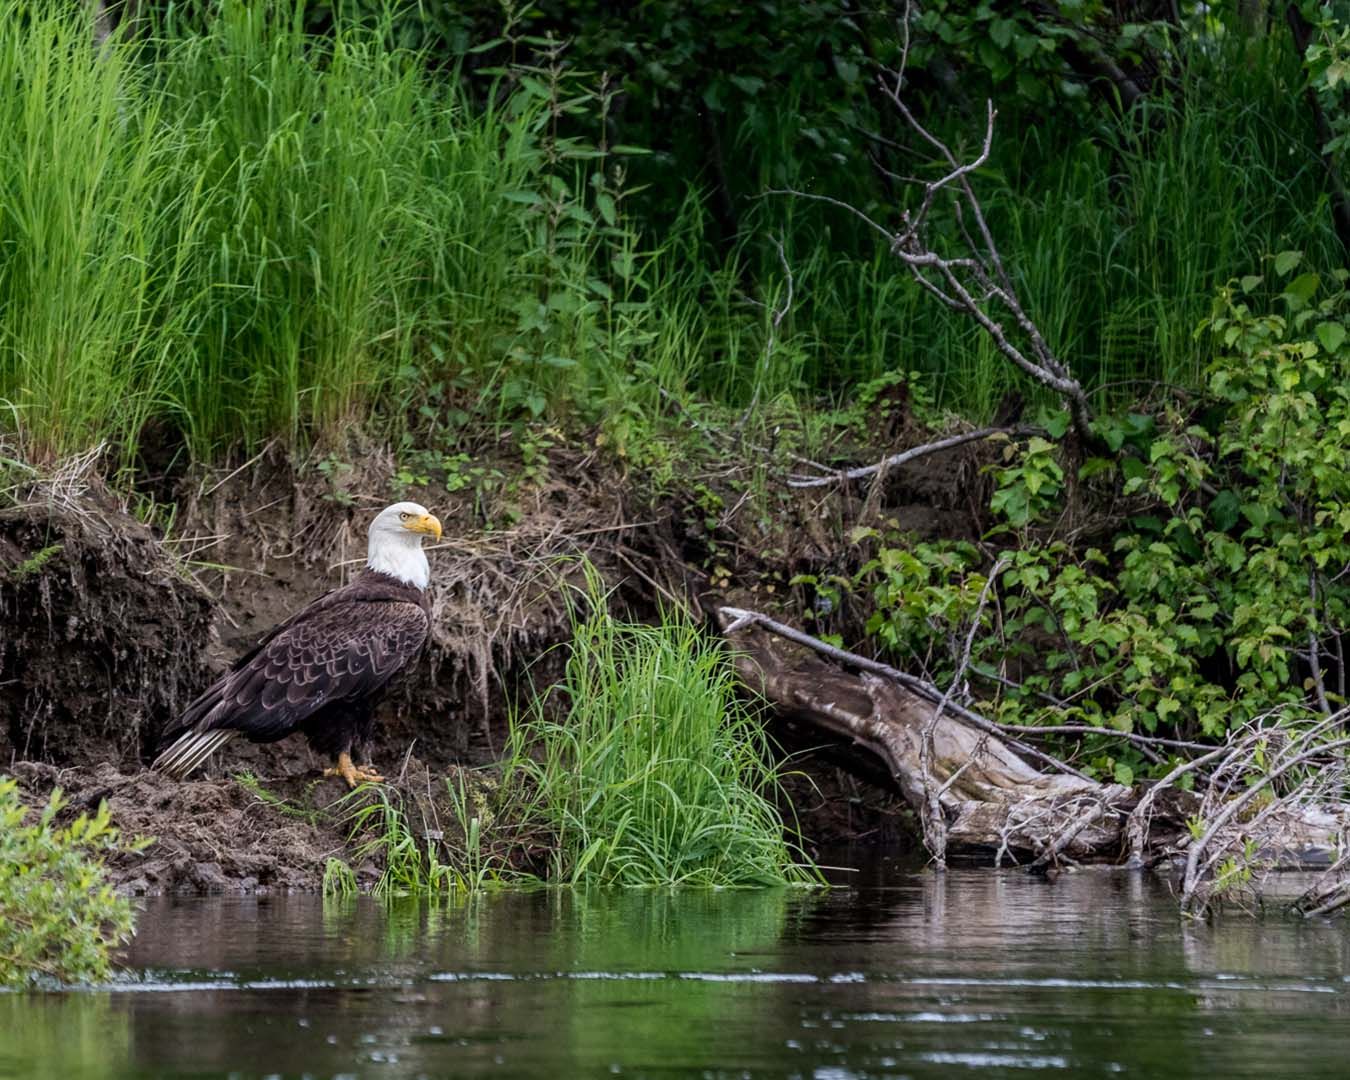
[1043,410,1071,439]
[1274,250,1303,276]
[1316,321,1346,353]
[1208,490,1240,532]
[1283,272,1320,307]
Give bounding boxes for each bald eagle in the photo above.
[153,502,442,787]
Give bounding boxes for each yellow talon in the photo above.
[324,751,385,788]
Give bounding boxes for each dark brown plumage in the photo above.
[154,502,440,785]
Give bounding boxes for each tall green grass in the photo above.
[0,3,649,466]
[0,8,187,461]
[503,601,816,887]
[0,4,1339,468]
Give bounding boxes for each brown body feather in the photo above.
[154,570,430,778]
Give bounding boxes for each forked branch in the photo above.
[773,23,1095,447]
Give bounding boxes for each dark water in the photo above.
[3,858,1350,1079]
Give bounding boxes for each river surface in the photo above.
[3,856,1349,1078]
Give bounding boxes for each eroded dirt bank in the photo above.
[2,432,980,891]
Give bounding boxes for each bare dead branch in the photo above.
[1180,718,1350,913]
[1031,796,1110,869]
[1123,745,1232,867]
[919,558,1006,866]
[1301,883,1350,918]
[776,12,1096,442]
[1309,567,1332,715]
[787,426,1016,488]
[1295,846,1350,917]
[992,722,1213,754]
[763,188,894,244]
[738,234,796,426]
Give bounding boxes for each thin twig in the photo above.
[786,426,1020,488]
[1031,796,1109,869]
[738,234,796,427]
[1125,744,1231,867]
[1309,566,1331,715]
[202,439,277,498]
[920,558,1006,866]
[992,722,1213,754]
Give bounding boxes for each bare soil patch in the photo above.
[1,485,213,765]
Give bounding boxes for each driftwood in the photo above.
[719,607,1350,910]
[786,426,1017,489]
[719,606,1138,866]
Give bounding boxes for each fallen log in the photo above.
[718,606,1138,866]
[719,607,1350,896]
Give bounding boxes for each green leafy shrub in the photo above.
[0,780,139,987]
[848,264,1350,769]
[503,601,817,886]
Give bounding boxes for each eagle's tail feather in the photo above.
[153,728,237,779]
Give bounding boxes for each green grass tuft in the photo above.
[502,593,818,887]
[321,857,358,898]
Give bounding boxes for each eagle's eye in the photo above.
[398,511,411,520]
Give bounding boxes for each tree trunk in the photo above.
[720,611,1138,864]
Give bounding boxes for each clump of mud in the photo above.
[0,491,213,766]
[9,756,518,895]
[9,762,355,893]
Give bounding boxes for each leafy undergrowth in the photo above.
[0,780,143,988]
[813,265,1350,783]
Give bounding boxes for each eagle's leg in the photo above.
[309,702,385,787]
[324,751,385,787]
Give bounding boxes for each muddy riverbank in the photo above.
[3,430,977,891]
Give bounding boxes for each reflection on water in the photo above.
[0,995,130,1080]
[3,857,1350,1078]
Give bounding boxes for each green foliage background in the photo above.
[2,1,1344,465]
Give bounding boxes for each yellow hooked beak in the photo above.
[403,512,442,540]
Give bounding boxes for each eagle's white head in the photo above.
[366,501,442,589]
